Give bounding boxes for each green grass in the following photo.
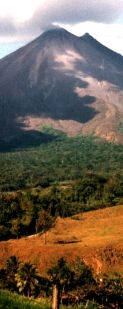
[0,290,50,309]
[0,290,101,309]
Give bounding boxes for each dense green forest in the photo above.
[1,129,123,240]
[1,128,123,191]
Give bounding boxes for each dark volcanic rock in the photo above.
[0,27,123,142]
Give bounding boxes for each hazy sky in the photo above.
[0,0,123,58]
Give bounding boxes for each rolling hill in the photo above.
[1,205,123,276]
[0,27,123,143]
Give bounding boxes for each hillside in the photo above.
[0,290,49,309]
[1,130,123,191]
[0,27,123,143]
[1,205,123,276]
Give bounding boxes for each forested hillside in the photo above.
[1,129,123,191]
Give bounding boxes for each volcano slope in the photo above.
[0,27,123,143]
[0,205,123,276]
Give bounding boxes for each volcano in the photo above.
[0,27,123,143]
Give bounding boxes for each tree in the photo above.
[15,262,39,297]
[0,268,6,289]
[47,258,73,309]
[36,210,55,244]
[71,257,96,303]
[5,256,20,291]
[47,257,96,309]
[72,257,95,286]
[11,218,21,239]
[5,255,19,272]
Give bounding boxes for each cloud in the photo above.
[33,0,123,26]
[0,17,17,35]
[0,0,123,42]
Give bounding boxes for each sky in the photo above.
[0,0,123,59]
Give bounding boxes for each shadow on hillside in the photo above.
[73,44,123,90]
[37,71,98,123]
[0,52,101,148]
[0,130,58,152]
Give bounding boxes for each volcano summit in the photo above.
[0,27,123,143]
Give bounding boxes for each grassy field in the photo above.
[0,290,101,309]
[0,290,50,309]
[1,205,123,275]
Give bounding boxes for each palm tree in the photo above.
[48,258,73,309]
[6,255,19,273]
[15,262,39,297]
[5,256,20,291]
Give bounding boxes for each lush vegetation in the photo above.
[0,290,101,309]
[1,129,123,191]
[0,256,123,309]
[0,289,50,309]
[1,129,123,307]
[1,171,123,240]
[1,129,123,240]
